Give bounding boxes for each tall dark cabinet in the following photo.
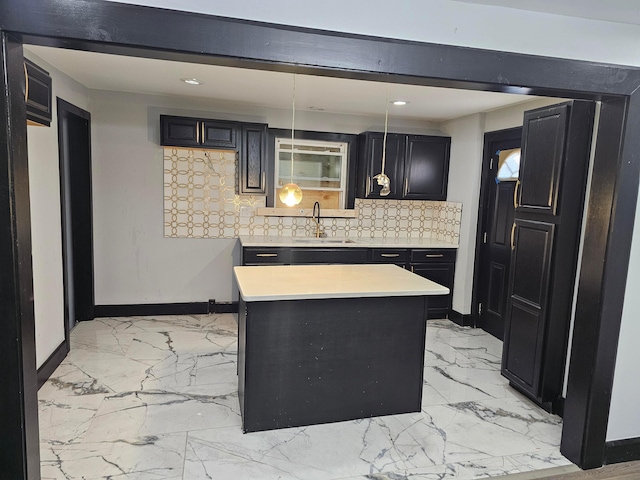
[501,101,595,413]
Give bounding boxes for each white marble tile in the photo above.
[39,315,571,480]
[423,361,512,404]
[40,432,186,480]
[81,382,241,442]
[337,448,571,479]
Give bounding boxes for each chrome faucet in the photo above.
[312,201,325,238]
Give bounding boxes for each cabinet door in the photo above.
[502,219,554,396]
[357,132,404,199]
[25,58,52,127]
[239,123,267,194]
[402,136,450,200]
[516,104,568,216]
[201,120,239,149]
[410,262,455,318]
[242,247,290,265]
[160,115,200,147]
[290,248,368,264]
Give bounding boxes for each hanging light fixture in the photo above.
[373,85,391,196]
[279,74,303,207]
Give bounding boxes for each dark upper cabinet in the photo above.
[160,115,240,149]
[160,116,200,147]
[25,58,52,127]
[502,100,595,413]
[239,123,268,194]
[404,135,451,200]
[201,120,239,149]
[516,104,568,216]
[357,132,405,199]
[160,115,268,195]
[357,132,450,200]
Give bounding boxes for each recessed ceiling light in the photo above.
[181,78,203,85]
[392,100,408,106]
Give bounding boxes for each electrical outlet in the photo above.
[240,206,252,218]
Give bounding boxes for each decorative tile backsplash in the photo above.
[163,147,462,243]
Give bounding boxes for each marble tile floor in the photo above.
[39,314,573,479]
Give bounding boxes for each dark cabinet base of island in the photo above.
[238,295,428,433]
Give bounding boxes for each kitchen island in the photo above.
[234,263,449,433]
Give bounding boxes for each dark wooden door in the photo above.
[57,99,95,327]
[501,101,595,412]
[402,135,450,200]
[477,133,521,340]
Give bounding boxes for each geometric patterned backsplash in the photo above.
[163,147,462,243]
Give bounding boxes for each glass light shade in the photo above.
[279,183,303,206]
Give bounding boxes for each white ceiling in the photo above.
[26,45,538,123]
[454,0,640,25]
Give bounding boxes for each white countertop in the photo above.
[234,264,450,302]
[239,235,458,249]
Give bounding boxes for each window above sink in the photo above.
[275,137,349,209]
[265,129,359,213]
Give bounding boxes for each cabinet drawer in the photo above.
[290,248,368,264]
[370,249,408,263]
[243,247,290,265]
[410,249,456,263]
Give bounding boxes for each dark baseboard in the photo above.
[213,301,239,313]
[94,302,209,317]
[605,437,640,465]
[94,301,239,318]
[448,310,474,327]
[554,396,565,418]
[37,340,70,389]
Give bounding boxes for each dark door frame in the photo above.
[1,1,639,476]
[472,126,522,336]
[57,97,94,330]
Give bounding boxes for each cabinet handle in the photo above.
[513,179,520,209]
[380,253,400,258]
[196,122,200,144]
[411,265,414,273]
[404,177,409,195]
[261,171,266,189]
[425,254,444,258]
[201,122,205,144]
[366,176,371,195]
[24,62,29,102]
[510,223,516,251]
[256,253,278,257]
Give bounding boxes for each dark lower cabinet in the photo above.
[409,249,456,319]
[242,245,456,319]
[501,100,595,413]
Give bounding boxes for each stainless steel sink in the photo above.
[292,238,356,244]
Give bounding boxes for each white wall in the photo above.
[440,113,484,314]
[99,0,640,442]
[90,89,439,304]
[24,51,90,368]
[607,190,640,441]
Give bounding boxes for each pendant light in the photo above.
[373,85,391,196]
[279,74,303,207]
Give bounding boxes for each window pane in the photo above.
[497,148,521,181]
